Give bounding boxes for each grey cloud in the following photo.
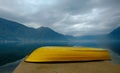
[56,0,94,15]
[0,0,120,36]
[0,9,29,23]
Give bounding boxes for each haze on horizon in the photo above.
[0,0,120,36]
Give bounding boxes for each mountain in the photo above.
[67,27,120,43]
[109,27,120,40]
[0,18,36,41]
[36,27,67,41]
[0,18,67,42]
[108,27,120,55]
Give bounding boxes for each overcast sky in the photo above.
[0,0,120,36]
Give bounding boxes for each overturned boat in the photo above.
[25,46,110,62]
[13,46,120,73]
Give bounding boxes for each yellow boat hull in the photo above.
[25,46,111,62]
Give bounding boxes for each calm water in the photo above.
[0,40,120,73]
[0,41,69,66]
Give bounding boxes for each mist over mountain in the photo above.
[0,17,119,46]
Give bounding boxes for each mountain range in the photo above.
[0,17,119,43]
[0,18,67,42]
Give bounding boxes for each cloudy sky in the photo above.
[0,0,120,36]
